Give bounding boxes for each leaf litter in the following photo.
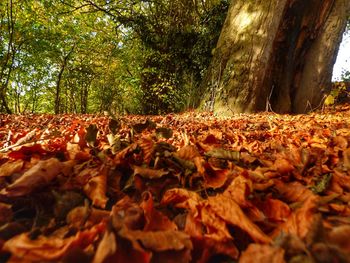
[0,105,350,262]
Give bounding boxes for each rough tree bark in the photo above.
[200,0,350,114]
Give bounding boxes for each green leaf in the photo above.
[311,173,332,194]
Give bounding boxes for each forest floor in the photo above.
[0,104,350,262]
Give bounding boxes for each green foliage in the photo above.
[0,0,229,114]
[325,81,350,106]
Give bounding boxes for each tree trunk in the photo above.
[54,48,74,114]
[200,0,350,114]
[0,0,15,114]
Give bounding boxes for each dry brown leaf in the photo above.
[176,145,201,160]
[66,206,110,228]
[239,244,285,263]
[0,159,24,177]
[224,175,253,207]
[343,148,350,170]
[139,137,155,165]
[3,222,105,262]
[140,192,177,231]
[1,158,63,197]
[207,194,271,244]
[192,236,239,262]
[133,165,168,179]
[161,188,202,212]
[83,165,109,209]
[273,180,315,203]
[93,230,117,263]
[199,204,232,241]
[274,158,294,174]
[203,164,230,189]
[271,195,320,240]
[0,202,13,225]
[260,197,291,222]
[328,225,350,253]
[118,228,192,252]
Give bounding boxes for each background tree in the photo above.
[200,0,350,114]
[76,0,229,114]
[1,0,228,114]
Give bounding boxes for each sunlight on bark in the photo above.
[233,9,255,30]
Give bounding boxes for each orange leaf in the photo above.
[207,195,271,244]
[118,228,192,252]
[274,158,294,174]
[140,192,177,231]
[3,222,105,262]
[271,195,320,240]
[260,197,291,222]
[203,163,230,189]
[83,165,109,209]
[328,225,350,253]
[239,244,285,263]
[0,159,24,177]
[1,158,63,197]
[175,145,201,160]
[93,230,117,263]
[273,180,315,203]
[139,137,155,165]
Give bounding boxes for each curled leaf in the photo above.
[311,174,332,194]
[0,159,24,177]
[156,127,173,139]
[1,158,63,197]
[119,228,192,252]
[133,166,168,179]
[83,165,109,209]
[85,124,98,147]
[205,148,240,161]
[239,244,285,263]
[109,118,121,135]
[93,230,117,263]
[3,223,105,262]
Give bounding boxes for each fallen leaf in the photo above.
[3,222,105,262]
[93,230,117,263]
[328,225,350,252]
[118,228,192,252]
[85,124,98,147]
[83,165,109,208]
[0,159,24,177]
[133,165,168,179]
[0,203,12,225]
[140,192,177,231]
[271,196,320,240]
[156,127,173,139]
[239,244,285,263]
[1,158,63,197]
[273,180,315,203]
[207,194,271,244]
[260,197,291,222]
[205,148,240,161]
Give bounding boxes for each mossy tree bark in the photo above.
[200,0,350,114]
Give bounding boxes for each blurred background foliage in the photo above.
[0,0,349,114]
[0,0,229,114]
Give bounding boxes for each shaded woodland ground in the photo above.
[0,103,350,262]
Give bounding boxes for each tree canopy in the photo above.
[0,0,228,114]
